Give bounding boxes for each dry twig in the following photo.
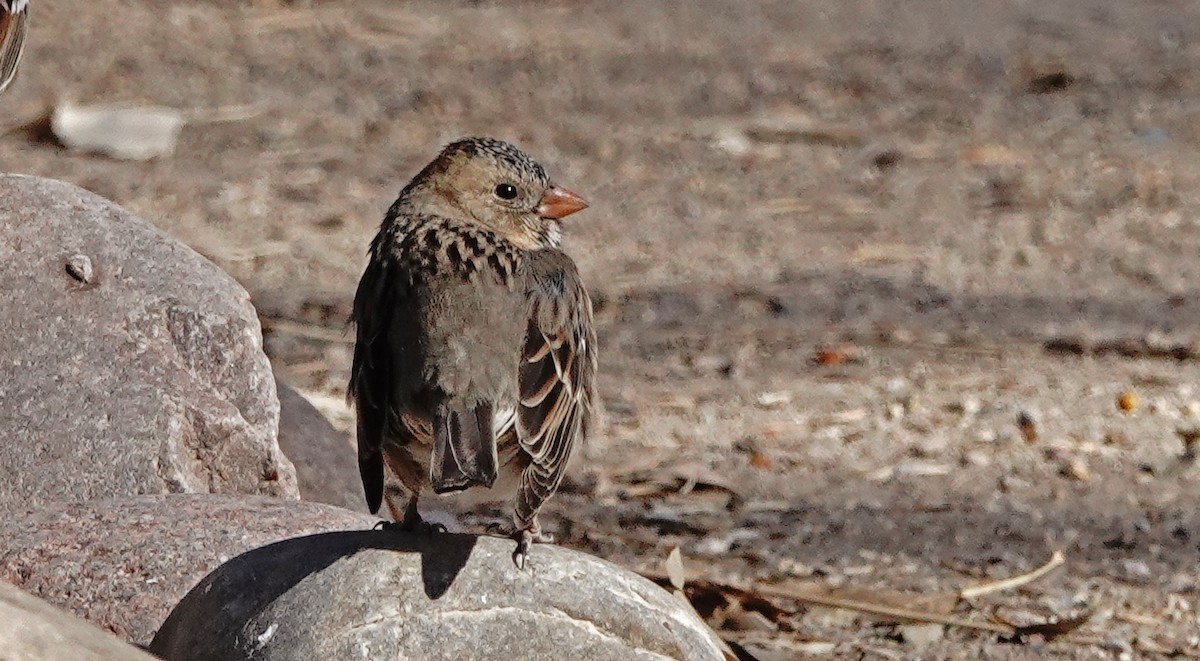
[754,583,1014,634]
[262,318,352,344]
[642,551,1077,640]
[959,550,1066,600]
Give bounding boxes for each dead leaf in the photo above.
[1000,612,1092,643]
[642,573,791,626]
[1017,410,1039,443]
[665,547,686,590]
[812,344,864,366]
[723,609,779,633]
[749,451,774,470]
[645,571,1013,635]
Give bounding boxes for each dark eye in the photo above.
[494,183,518,200]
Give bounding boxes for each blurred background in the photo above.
[3,1,1199,657]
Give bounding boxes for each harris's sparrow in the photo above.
[349,137,596,567]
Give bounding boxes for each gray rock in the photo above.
[0,580,158,661]
[0,174,297,510]
[150,532,725,661]
[0,494,379,646]
[276,378,364,511]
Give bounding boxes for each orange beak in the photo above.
[537,186,589,220]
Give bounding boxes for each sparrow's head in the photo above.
[404,137,588,250]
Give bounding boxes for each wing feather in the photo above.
[348,234,410,514]
[514,252,596,523]
[0,0,28,96]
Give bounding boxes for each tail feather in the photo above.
[430,402,498,493]
[356,422,385,514]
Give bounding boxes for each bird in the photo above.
[348,136,597,568]
[0,0,28,96]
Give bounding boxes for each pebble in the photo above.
[1120,559,1152,583]
[1061,457,1092,482]
[713,128,752,156]
[897,624,944,647]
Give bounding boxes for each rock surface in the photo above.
[0,580,158,661]
[0,174,297,509]
[150,532,725,661]
[275,378,363,511]
[0,494,379,645]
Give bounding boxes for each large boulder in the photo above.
[0,174,297,509]
[0,494,378,646]
[275,378,364,511]
[150,531,725,661]
[0,581,158,661]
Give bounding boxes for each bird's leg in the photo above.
[375,492,445,535]
[382,488,407,524]
[488,516,554,570]
[512,517,554,570]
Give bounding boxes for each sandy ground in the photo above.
[3,1,1200,658]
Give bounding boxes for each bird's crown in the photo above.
[437,137,550,188]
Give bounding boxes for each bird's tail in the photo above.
[430,402,498,493]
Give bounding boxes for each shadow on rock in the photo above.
[226,529,475,605]
[150,530,723,661]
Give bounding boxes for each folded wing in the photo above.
[0,0,27,95]
[515,251,596,524]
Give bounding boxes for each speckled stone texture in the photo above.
[0,580,158,661]
[0,494,379,645]
[150,531,725,661]
[0,174,297,509]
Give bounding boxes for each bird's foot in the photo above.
[374,506,446,536]
[488,521,554,570]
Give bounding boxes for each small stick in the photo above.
[753,583,1014,634]
[849,643,904,660]
[263,319,352,344]
[640,571,1016,635]
[959,551,1066,600]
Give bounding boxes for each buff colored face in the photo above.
[427,149,588,250]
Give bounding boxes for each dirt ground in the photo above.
[4,1,1200,658]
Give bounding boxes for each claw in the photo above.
[493,522,554,570]
[374,496,445,535]
[513,535,530,570]
[374,517,445,535]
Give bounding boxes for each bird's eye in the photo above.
[494,183,518,200]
